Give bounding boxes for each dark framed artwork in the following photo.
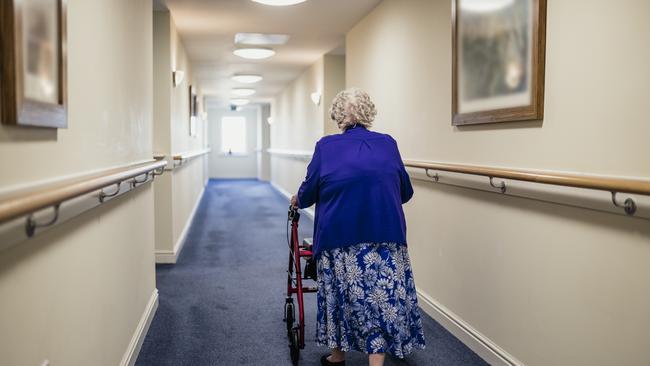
[189,85,198,117]
[452,0,546,126]
[1,0,68,128]
[189,85,197,136]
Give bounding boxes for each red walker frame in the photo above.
[284,206,317,364]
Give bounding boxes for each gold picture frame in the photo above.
[452,0,546,126]
[1,0,67,128]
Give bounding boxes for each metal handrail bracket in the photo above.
[404,160,650,217]
[0,160,167,249]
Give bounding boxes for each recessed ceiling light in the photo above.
[232,88,256,97]
[235,33,290,45]
[233,47,275,60]
[251,0,308,6]
[231,74,263,84]
[230,99,250,106]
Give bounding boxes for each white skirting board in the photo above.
[416,288,525,366]
[269,181,315,220]
[155,186,205,263]
[120,288,159,366]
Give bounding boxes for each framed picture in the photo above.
[189,85,197,117]
[452,0,546,125]
[189,85,197,136]
[1,0,67,128]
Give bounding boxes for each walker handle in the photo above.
[288,205,300,223]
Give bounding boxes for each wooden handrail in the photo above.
[0,160,167,225]
[173,148,211,161]
[267,148,313,158]
[403,160,650,196]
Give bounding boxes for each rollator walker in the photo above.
[283,205,317,365]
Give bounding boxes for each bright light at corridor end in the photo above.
[233,47,276,60]
[232,88,256,97]
[460,0,515,12]
[231,74,263,84]
[251,0,308,6]
[230,99,250,106]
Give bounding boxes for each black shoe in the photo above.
[320,354,345,366]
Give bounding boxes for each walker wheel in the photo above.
[289,327,300,364]
[284,301,295,336]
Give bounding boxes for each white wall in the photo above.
[152,11,208,262]
[208,107,259,179]
[269,54,347,196]
[346,1,650,366]
[153,11,174,258]
[323,55,346,136]
[153,12,171,157]
[257,104,271,181]
[270,58,323,196]
[0,1,156,365]
[170,18,206,155]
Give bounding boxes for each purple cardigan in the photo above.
[297,126,413,256]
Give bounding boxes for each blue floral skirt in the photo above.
[315,242,426,358]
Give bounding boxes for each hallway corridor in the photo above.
[135,180,488,366]
[2,1,650,365]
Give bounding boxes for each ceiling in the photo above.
[154,0,382,108]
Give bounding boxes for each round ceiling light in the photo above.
[233,47,276,60]
[232,88,256,97]
[231,74,263,84]
[230,99,250,106]
[251,0,308,6]
[460,0,515,12]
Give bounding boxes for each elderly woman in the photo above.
[291,88,425,366]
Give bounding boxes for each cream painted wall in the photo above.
[323,55,346,136]
[269,54,346,199]
[169,15,207,251]
[0,4,153,187]
[0,1,156,365]
[170,18,205,155]
[207,107,259,179]
[347,1,650,366]
[153,11,174,255]
[271,58,325,152]
[153,11,171,156]
[257,104,271,181]
[270,58,325,196]
[152,12,207,258]
[172,157,205,246]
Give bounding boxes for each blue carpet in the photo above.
[136,179,489,366]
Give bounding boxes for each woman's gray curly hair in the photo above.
[329,88,377,130]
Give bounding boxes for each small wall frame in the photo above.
[452,0,546,126]
[189,85,198,136]
[0,0,68,128]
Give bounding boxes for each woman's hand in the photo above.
[290,195,298,208]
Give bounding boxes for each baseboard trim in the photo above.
[154,249,176,264]
[269,181,315,220]
[120,288,159,366]
[416,288,524,366]
[155,186,205,264]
